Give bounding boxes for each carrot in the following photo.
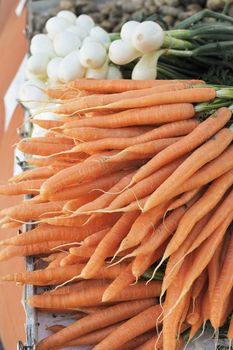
[0,179,44,195]
[54,82,191,114]
[62,103,195,129]
[63,192,101,213]
[167,188,201,212]
[67,78,203,93]
[80,211,139,279]
[91,304,163,350]
[26,157,74,168]
[31,119,64,130]
[161,212,212,296]
[173,214,232,312]
[60,253,88,266]
[35,299,157,350]
[109,157,186,210]
[47,170,130,201]
[210,232,233,329]
[0,240,69,261]
[128,198,197,258]
[116,201,170,254]
[67,245,96,258]
[22,136,74,145]
[208,239,224,299]
[8,166,58,183]
[74,171,135,213]
[81,87,216,113]
[132,107,232,187]
[40,155,140,198]
[144,125,233,211]
[47,252,68,269]
[41,212,120,228]
[191,270,207,306]
[45,280,111,296]
[1,263,128,285]
[117,332,154,350]
[132,240,168,279]
[69,136,181,156]
[17,139,73,156]
[63,126,154,141]
[0,200,66,221]
[82,228,109,247]
[0,224,108,246]
[162,169,233,260]
[186,189,233,255]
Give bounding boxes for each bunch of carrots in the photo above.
[0,78,233,350]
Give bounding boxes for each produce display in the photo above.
[1,77,233,349]
[1,4,233,350]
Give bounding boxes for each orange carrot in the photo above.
[91,304,163,350]
[162,169,233,260]
[117,332,154,350]
[144,126,233,211]
[63,192,101,213]
[26,157,74,168]
[228,314,233,343]
[0,179,44,195]
[60,253,88,266]
[17,139,73,156]
[8,166,58,183]
[80,211,139,279]
[167,188,201,212]
[31,119,64,130]
[62,103,195,129]
[82,228,109,247]
[132,107,232,187]
[35,299,157,350]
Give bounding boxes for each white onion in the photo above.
[66,25,87,40]
[57,10,76,24]
[30,34,55,57]
[27,53,50,77]
[85,60,109,79]
[109,39,141,65]
[132,52,159,80]
[120,21,140,42]
[47,57,63,82]
[132,21,165,53]
[107,65,123,80]
[76,14,95,33]
[79,41,107,69]
[53,31,81,57]
[19,79,48,110]
[58,50,85,82]
[45,16,70,40]
[90,26,110,48]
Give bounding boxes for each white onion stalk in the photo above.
[109,39,141,65]
[79,41,107,69]
[132,50,164,80]
[120,21,140,42]
[30,34,55,57]
[53,31,81,57]
[132,21,165,54]
[45,17,70,40]
[47,57,63,82]
[86,59,109,79]
[76,15,95,33]
[57,10,77,24]
[90,26,110,48]
[58,50,85,82]
[27,53,50,78]
[107,65,123,80]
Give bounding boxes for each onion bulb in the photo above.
[90,26,110,48]
[53,31,81,57]
[66,25,87,40]
[85,60,109,79]
[57,10,76,24]
[19,79,48,110]
[30,34,55,57]
[132,51,162,80]
[132,21,164,53]
[47,57,62,82]
[120,21,140,42]
[76,15,95,33]
[79,41,107,69]
[45,16,70,40]
[109,39,141,65]
[107,65,123,80]
[58,50,85,82]
[27,53,50,78]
